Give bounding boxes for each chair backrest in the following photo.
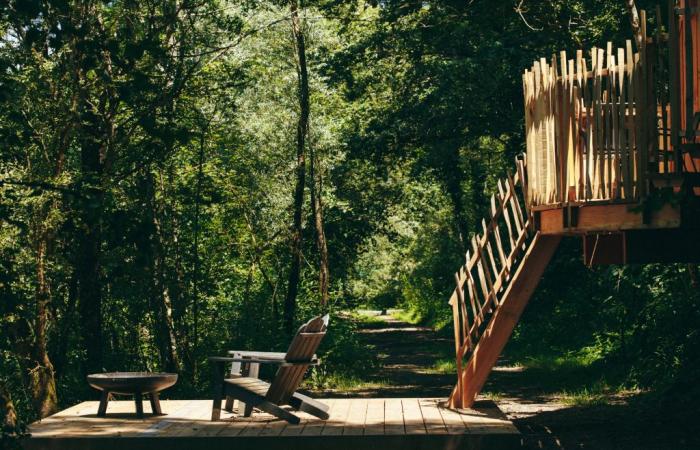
[265,314,329,404]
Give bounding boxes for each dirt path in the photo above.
[345,311,698,450]
[354,313,454,398]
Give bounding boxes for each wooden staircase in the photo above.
[447,157,561,409]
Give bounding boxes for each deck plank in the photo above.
[437,402,468,434]
[363,398,384,435]
[322,397,349,436]
[402,398,427,435]
[342,397,367,435]
[301,398,334,436]
[418,398,448,434]
[456,403,520,435]
[25,398,520,450]
[384,398,404,435]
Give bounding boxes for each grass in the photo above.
[500,348,636,407]
[304,372,389,391]
[559,387,610,407]
[481,391,504,401]
[349,310,388,328]
[390,308,423,325]
[425,358,456,374]
[426,345,631,407]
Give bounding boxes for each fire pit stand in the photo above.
[87,372,178,418]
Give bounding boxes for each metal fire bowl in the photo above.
[87,372,178,395]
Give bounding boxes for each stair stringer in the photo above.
[448,233,561,408]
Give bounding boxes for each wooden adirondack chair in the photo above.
[209,314,330,424]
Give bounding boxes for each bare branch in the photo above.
[515,1,543,32]
[624,0,644,49]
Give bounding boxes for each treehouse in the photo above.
[448,1,700,408]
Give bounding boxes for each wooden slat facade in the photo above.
[24,398,519,450]
[523,3,700,208]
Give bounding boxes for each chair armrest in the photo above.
[227,351,287,360]
[208,356,321,366]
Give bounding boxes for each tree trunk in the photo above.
[624,0,644,49]
[73,6,105,373]
[309,150,330,307]
[77,131,105,375]
[284,0,310,334]
[191,129,206,372]
[0,381,17,432]
[145,171,181,373]
[53,274,78,379]
[443,145,469,251]
[29,229,58,418]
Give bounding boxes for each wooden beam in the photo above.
[449,233,561,409]
[538,203,682,234]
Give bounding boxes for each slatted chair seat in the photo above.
[209,314,330,424]
[225,377,270,396]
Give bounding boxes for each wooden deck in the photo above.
[24,398,519,450]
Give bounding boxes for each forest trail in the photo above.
[352,311,454,398]
[339,311,698,450]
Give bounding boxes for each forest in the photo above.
[1,0,698,444]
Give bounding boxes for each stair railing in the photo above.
[448,156,533,407]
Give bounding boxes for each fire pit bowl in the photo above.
[87,372,177,418]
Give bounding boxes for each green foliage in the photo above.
[306,314,380,389]
[0,0,697,430]
[510,239,700,394]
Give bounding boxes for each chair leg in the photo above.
[211,363,225,421]
[97,390,110,417]
[289,393,330,420]
[134,393,144,419]
[255,400,301,424]
[150,392,163,415]
[243,402,254,417]
[224,396,234,412]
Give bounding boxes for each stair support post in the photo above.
[449,233,561,409]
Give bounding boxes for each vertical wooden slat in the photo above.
[606,42,614,199]
[640,10,649,198]
[655,6,669,175]
[490,195,509,272]
[454,271,471,352]
[582,56,592,200]
[568,58,577,201]
[450,275,464,405]
[559,51,569,202]
[618,47,631,199]
[507,175,527,240]
[515,157,530,218]
[497,181,517,251]
[626,40,638,198]
[576,50,585,199]
[610,52,620,199]
[591,47,601,199]
[669,0,682,172]
[683,1,695,142]
[473,236,497,309]
[481,220,500,287]
[464,253,481,329]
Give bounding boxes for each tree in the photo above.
[284,0,311,333]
